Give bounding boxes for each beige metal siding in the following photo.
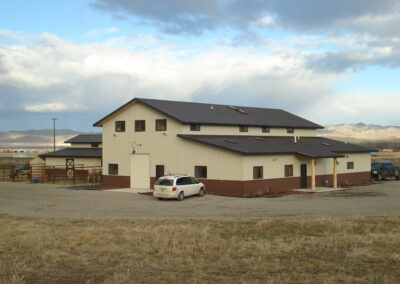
[242,154,309,180]
[45,157,102,167]
[181,125,316,136]
[315,153,371,175]
[102,102,243,180]
[70,143,102,148]
[242,153,371,180]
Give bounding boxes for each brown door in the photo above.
[156,165,164,179]
[300,164,307,188]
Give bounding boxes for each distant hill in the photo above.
[1,124,399,148]
[318,124,400,143]
[0,129,100,148]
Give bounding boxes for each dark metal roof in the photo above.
[64,134,102,144]
[177,135,375,158]
[40,148,102,158]
[93,98,323,129]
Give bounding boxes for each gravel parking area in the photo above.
[0,181,399,219]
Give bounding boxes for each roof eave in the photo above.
[93,98,140,127]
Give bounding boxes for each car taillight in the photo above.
[172,187,177,191]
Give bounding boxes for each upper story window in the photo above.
[239,126,248,132]
[156,119,167,131]
[262,126,270,133]
[135,120,146,132]
[190,124,201,131]
[91,142,99,148]
[115,121,125,132]
[287,128,294,134]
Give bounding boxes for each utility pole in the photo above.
[52,118,57,151]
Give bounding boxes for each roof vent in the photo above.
[210,105,214,111]
[224,139,238,144]
[321,142,331,147]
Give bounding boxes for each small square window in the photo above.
[135,120,146,132]
[262,126,270,133]
[115,121,125,132]
[253,166,263,179]
[156,119,167,131]
[347,162,354,169]
[287,128,294,134]
[190,124,201,131]
[91,142,99,148]
[195,166,207,178]
[239,126,248,132]
[108,164,118,175]
[284,165,293,177]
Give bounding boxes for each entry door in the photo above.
[300,164,307,188]
[156,165,164,179]
[66,159,74,178]
[130,154,150,188]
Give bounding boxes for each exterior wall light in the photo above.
[131,140,142,154]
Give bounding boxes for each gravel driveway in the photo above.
[0,181,399,219]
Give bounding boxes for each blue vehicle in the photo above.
[371,162,400,181]
[9,164,29,179]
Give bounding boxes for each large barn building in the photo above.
[94,98,373,196]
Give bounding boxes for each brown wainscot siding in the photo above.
[102,175,130,188]
[309,171,372,188]
[198,179,244,196]
[108,171,372,196]
[337,171,372,187]
[242,177,300,197]
[150,177,157,189]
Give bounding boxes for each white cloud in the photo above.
[257,16,275,26]
[24,103,87,112]
[304,92,400,125]
[84,27,119,37]
[0,30,398,126]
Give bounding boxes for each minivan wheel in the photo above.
[177,191,184,201]
[198,187,205,197]
[157,197,164,200]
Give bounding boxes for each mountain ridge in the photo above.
[0,124,399,148]
[0,129,100,148]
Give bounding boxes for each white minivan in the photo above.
[153,175,205,201]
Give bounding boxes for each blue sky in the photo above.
[0,0,399,131]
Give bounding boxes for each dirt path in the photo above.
[0,181,399,219]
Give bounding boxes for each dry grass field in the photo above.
[1,215,400,283]
[372,152,400,166]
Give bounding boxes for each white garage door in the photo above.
[130,153,150,188]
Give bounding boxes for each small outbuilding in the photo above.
[40,134,102,170]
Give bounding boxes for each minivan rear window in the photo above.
[155,178,174,186]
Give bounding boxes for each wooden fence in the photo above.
[1,164,102,187]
